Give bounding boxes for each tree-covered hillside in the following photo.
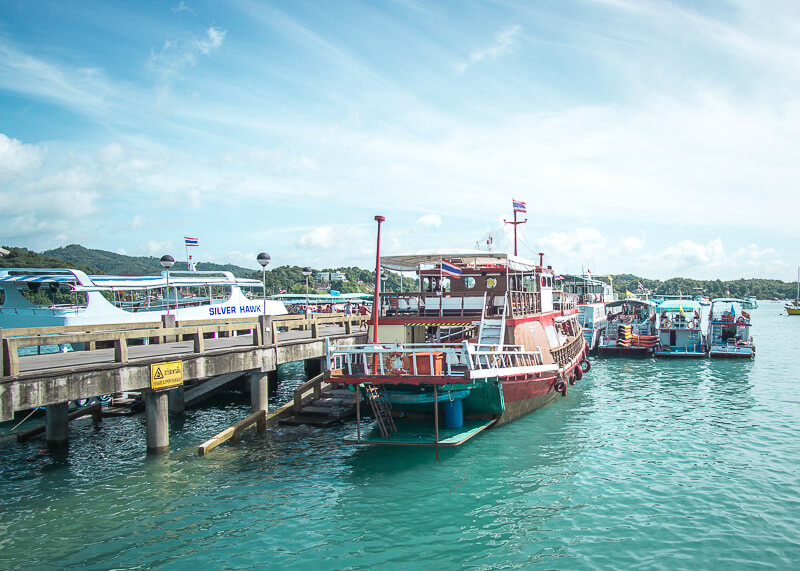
[43,245,254,277]
[3,244,796,299]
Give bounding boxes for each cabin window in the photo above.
[441,278,451,292]
[20,284,87,308]
[422,277,431,292]
[464,277,476,289]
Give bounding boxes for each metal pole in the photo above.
[262,266,267,315]
[513,209,518,256]
[434,383,439,461]
[372,215,385,344]
[356,384,361,443]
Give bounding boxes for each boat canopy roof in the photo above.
[270,293,372,303]
[381,251,542,273]
[560,274,609,286]
[658,300,701,311]
[606,298,658,308]
[710,297,746,306]
[0,268,261,291]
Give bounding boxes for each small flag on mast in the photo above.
[184,236,199,247]
[440,260,463,278]
[512,199,527,213]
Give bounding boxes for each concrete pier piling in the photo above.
[145,390,169,453]
[250,372,269,412]
[168,387,185,415]
[45,402,70,445]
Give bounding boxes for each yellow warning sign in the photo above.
[150,360,183,391]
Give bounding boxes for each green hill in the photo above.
[42,245,255,277]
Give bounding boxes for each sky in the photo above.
[1,0,799,280]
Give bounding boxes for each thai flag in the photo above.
[184,236,199,247]
[637,281,644,291]
[512,199,526,213]
[440,260,462,278]
[279,288,287,293]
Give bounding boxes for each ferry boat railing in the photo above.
[380,292,487,318]
[508,290,541,317]
[551,334,586,367]
[553,292,579,311]
[327,341,545,379]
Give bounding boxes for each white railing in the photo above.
[327,341,544,378]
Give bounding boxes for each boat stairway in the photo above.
[478,320,504,345]
[279,386,362,428]
[365,384,397,438]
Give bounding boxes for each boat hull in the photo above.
[654,350,706,358]
[494,372,562,426]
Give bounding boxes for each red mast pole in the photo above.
[505,203,527,256]
[372,215,385,344]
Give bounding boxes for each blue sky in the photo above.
[1,0,798,280]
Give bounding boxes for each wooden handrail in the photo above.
[0,315,364,378]
[293,373,327,414]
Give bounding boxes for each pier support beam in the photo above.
[168,387,184,415]
[304,358,324,379]
[45,402,70,445]
[145,390,169,454]
[250,372,269,412]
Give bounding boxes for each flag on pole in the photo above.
[184,236,199,247]
[637,281,644,291]
[279,288,287,293]
[512,199,527,213]
[626,289,634,298]
[440,260,463,278]
[679,305,685,316]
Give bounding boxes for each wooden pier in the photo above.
[0,314,366,452]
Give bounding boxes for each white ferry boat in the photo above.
[0,267,287,329]
[559,274,615,351]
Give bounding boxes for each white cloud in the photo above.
[149,26,227,77]
[0,134,43,182]
[415,214,442,229]
[456,25,521,74]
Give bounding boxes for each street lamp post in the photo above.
[257,253,271,315]
[302,267,312,318]
[160,255,175,315]
[372,216,385,344]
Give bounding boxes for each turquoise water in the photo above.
[2,302,799,569]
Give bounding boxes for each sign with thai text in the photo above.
[150,360,183,391]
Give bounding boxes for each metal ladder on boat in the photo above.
[477,294,506,347]
[364,385,397,438]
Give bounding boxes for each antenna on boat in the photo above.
[504,199,527,256]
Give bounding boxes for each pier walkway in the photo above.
[0,314,367,452]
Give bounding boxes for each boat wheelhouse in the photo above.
[743,296,758,309]
[597,298,658,355]
[325,251,590,447]
[560,274,615,351]
[654,299,706,357]
[0,267,287,329]
[707,298,755,358]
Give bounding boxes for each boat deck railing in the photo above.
[327,341,545,379]
[552,291,579,311]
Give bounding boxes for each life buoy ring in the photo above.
[687,320,696,329]
[737,317,746,324]
[580,359,591,373]
[384,352,404,374]
[661,319,672,329]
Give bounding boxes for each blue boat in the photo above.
[654,300,706,357]
[707,298,755,358]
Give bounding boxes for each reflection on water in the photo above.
[2,306,800,568]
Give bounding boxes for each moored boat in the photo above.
[654,300,706,357]
[786,268,800,315]
[707,298,755,358]
[743,296,758,309]
[0,267,287,329]
[597,298,659,355]
[559,274,615,352]
[325,251,590,447]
